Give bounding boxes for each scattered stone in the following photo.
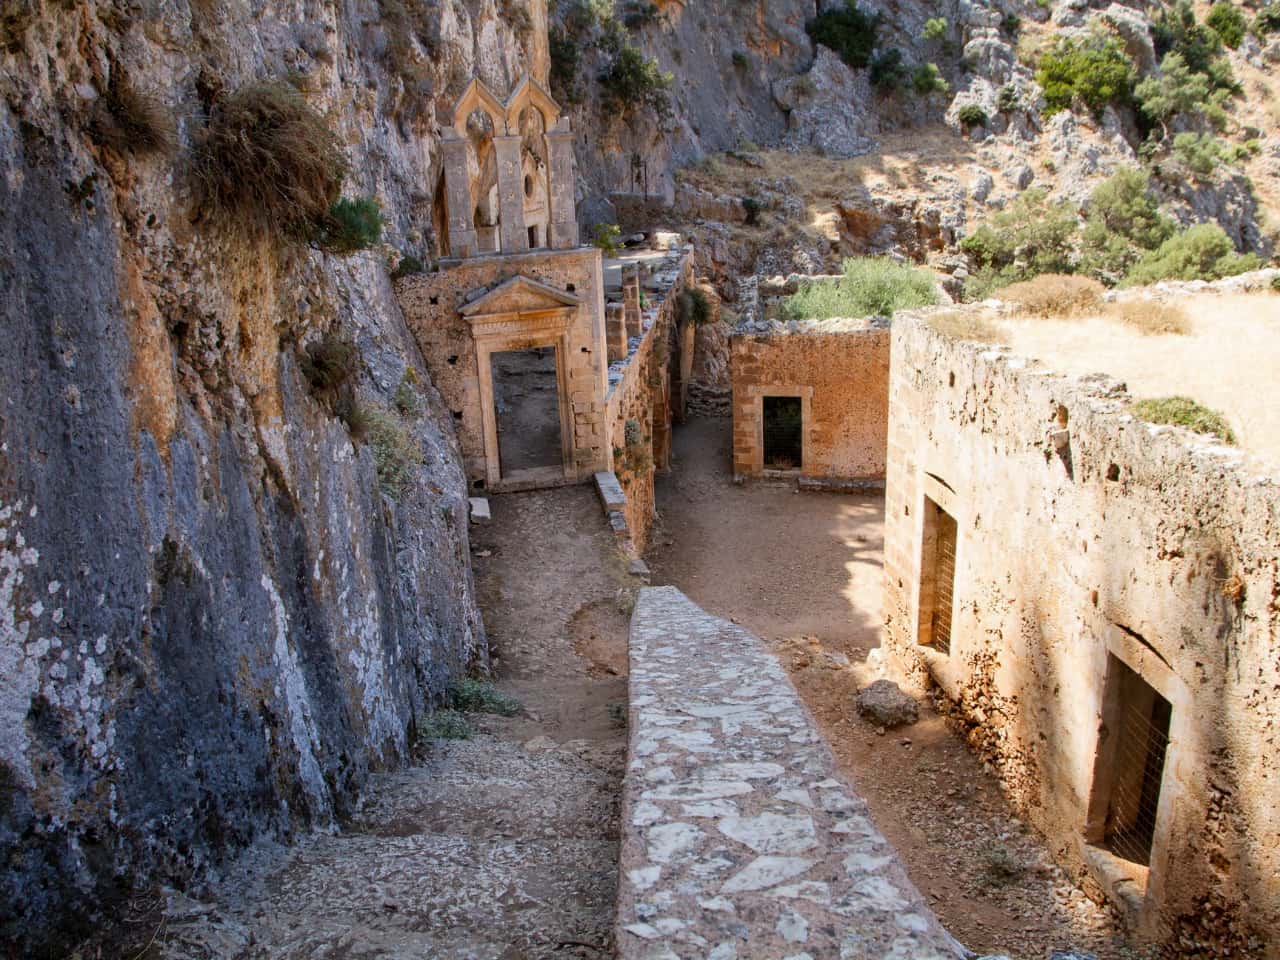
[855,679,920,729]
[468,497,491,521]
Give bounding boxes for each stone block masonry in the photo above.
[883,313,1280,955]
[731,323,889,483]
[619,586,968,960]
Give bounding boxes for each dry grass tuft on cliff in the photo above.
[90,77,176,156]
[996,274,1104,318]
[194,81,346,235]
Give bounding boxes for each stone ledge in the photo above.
[618,586,969,960]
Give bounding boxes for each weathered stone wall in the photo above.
[0,1,512,949]
[396,247,609,489]
[882,315,1280,956]
[731,327,889,483]
[605,252,694,551]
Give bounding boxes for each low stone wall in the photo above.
[883,314,1280,956]
[731,322,889,483]
[618,587,966,959]
[604,250,694,551]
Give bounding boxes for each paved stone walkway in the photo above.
[619,586,969,960]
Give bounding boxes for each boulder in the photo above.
[855,680,919,728]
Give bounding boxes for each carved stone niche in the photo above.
[460,275,583,489]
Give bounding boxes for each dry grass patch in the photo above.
[997,274,1105,318]
[926,309,1007,344]
[1105,299,1191,336]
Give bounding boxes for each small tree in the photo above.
[1136,53,1226,137]
[1080,167,1175,281]
[1036,34,1134,118]
[599,44,673,120]
[807,0,881,69]
[1124,223,1260,285]
[1206,1,1246,48]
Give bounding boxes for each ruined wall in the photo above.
[0,0,529,948]
[882,315,1280,956]
[731,327,889,482]
[396,247,608,488]
[605,253,694,551]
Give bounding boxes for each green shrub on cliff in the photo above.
[781,257,938,320]
[1131,396,1235,443]
[807,0,881,69]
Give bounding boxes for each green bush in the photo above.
[923,16,947,41]
[1080,167,1176,281]
[1131,396,1235,444]
[1171,131,1229,179]
[997,84,1020,113]
[807,0,881,69]
[308,196,383,255]
[780,257,939,320]
[1254,4,1280,36]
[678,287,712,326]
[1036,34,1134,118]
[870,48,910,89]
[194,81,347,235]
[1206,1,1246,48]
[742,195,763,225]
[549,25,583,104]
[912,62,948,96]
[957,103,989,128]
[592,222,623,256]
[450,678,522,716]
[732,50,749,69]
[301,332,360,408]
[1000,12,1021,36]
[360,404,422,497]
[390,253,426,279]
[1136,52,1227,136]
[419,709,472,740]
[960,189,1079,296]
[1124,223,1261,286]
[599,45,673,119]
[1153,0,1236,91]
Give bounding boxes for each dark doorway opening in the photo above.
[491,347,562,477]
[762,396,802,470]
[1088,657,1172,867]
[917,495,958,654]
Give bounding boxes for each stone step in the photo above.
[619,586,970,960]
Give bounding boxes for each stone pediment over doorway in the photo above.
[460,275,582,338]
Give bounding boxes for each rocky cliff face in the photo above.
[0,0,548,948]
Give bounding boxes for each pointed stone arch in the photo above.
[451,77,508,136]
[504,74,561,133]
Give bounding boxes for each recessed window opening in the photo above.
[528,225,539,248]
[1092,657,1172,867]
[762,395,802,470]
[917,495,957,654]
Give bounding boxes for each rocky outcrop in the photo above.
[0,0,520,949]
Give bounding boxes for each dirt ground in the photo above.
[1000,290,1280,471]
[491,347,563,475]
[646,416,1136,960]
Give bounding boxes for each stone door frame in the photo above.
[470,309,577,489]
[744,383,814,475]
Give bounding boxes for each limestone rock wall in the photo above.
[882,315,1280,956]
[0,0,536,948]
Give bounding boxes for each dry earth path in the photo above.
[121,485,632,960]
[646,416,1135,960]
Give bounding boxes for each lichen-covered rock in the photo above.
[856,679,921,728]
[778,48,881,159]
